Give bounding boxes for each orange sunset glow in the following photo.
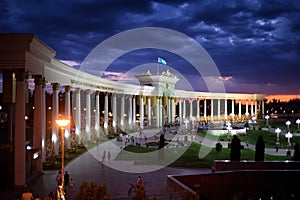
[265,94,300,103]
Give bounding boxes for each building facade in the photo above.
[0,34,265,189]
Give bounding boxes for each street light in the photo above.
[56,117,70,193]
[245,112,249,121]
[275,128,281,152]
[184,118,189,129]
[252,116,257,123]
[265,115,270,127]
[285,131,293,156]
[252,116,257,130]
[285,120,291,131]
[296,119,300,132]
[226,121,232,141]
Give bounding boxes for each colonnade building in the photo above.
[0,34,265,188]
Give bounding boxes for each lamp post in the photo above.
[245,112,249,122]
[275,128,281,152]
[184,118,189,130]
[252,116,257,130]
[265,115,270,127]
[56,117,70,193]
[296,119,300,132]
[285,120,291,132]
[252,116,256,123]
[226,121,232,141]
[285,131,293,156]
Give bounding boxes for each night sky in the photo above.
[1,0,299,97]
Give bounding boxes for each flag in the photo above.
[157,57,167,65]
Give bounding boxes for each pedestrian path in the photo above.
[1,127,294,200]
[88,127,294,176]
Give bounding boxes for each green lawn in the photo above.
[46,128,298,170]
[116,141,287,168]
[199,129,300,149]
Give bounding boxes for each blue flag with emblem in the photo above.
[157,57,167,65]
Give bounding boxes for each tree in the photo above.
[293,141,300,161]
[230,135,241,161]
[255,135,265,161]
[75,181,109,200]
[158,133,166,149]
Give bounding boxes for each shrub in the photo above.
[230,135,241,161]
[75,181,109,200]
[215,143,223,152]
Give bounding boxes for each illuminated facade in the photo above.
[0,34,265,188]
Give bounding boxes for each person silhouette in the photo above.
[107,151,111,162]
[64,171,70,191]
[137,176,143,187]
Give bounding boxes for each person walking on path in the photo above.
[64,171,70,191]
[69,178,74,190]
[137,176,143,188]
[102,150,106,162]
[56,170,62,186]
[107,151,111,162]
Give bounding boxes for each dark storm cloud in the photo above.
[0,0,299,94]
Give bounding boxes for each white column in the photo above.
[147,96,151,127]
[238,100,242,119]
[132,96,136,126]
[104,92,109,134]
[210,99,214,121]
[218,99,221,120]
[224,99,228,120]
[156,97,160,127]
[120,94,125,129]
[85,90,91,140]
[64,86,71,149]
[254,100,258,116]
[112,93,117,130]
[262,100,265,116]
[52,83,59,155]
[140,95,144,129]
[251,100,254,116]
[168,97,171,123]
[231,99,235,115]
[183,99,186,120]
[159,97,163,127]
[179,99,182,123]
[128,96,132,129]
[171,98,175,123]
[14,71,26,187]
[204,99,207,121]
[33,75,43,173]
[245,100,249,115]
[41,80,46,162]
[189,99,193,119]
[95,91,100,136]
[196,99,200,120]
[75,88,81,141]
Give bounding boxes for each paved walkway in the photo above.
[1,127,294,199]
